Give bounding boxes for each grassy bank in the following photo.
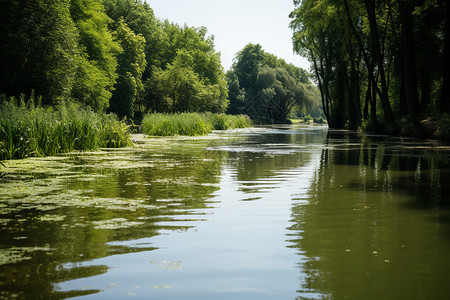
[142,113,252,136]
[0,99,131,160]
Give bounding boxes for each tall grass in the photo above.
[142,113,211,136]
[204,113,253,130]
[0,97,131,160]
[142,113,252,136]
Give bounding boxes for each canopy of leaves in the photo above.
[290,0,448,134]
[109,19,146,119]
[70,0,121,111]
[142,23,228,114]
[228,43,318,124]
[103,0,228,116]
[0,0,229,119]
[0,0,79,105]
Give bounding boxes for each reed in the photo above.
[142,112,252,136]
[0,97,131,160]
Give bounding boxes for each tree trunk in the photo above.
[370,74,382,133]
[352,51,362,126]
[313,56,330,122]
[364,79,371,119]
[364,0,396,125]
[441,1,450,113]
[399,0,425,133]
[348,46,362,129]
[397,48,408,116]
[419,66,430,109]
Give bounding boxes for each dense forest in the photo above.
[0,0,229,121]
[290,0,450,138]
[0,0,318,125]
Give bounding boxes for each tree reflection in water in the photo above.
[0,137,226,299]
[1,128,450,299]
[290,130,450,299]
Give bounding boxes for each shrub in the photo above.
[304,114,313,124]
[230,114,253,128]
[313,116,327,124]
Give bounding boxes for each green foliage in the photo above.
[103,1,228,116]
[109,19,147,119]
[0,97,131,160]
[290,0,448,136]
[0,0,79,105]
[226,71,246,115]
[142,113,212,136]
[229,115,253,129]
[0,0,227,119]
[103,0,161,79]
[290,0,356,128]
[313,116,327,124]
[142,113,252,136]
[303,114,313,124]
[204,113,252,130]
[233,43,265,91]
[146,51,228,114]
[70,0,121,111]
[0,0,120,110]
[144,23,228,114]
[227,44,318,124]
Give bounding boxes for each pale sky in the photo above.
[145,0,310,72]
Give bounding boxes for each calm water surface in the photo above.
[1,125,450,299]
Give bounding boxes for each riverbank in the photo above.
[0,102,252,161]
[358,114,450,142]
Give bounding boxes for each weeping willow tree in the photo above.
[227,43,320,124]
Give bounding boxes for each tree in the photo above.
[0,0,79,105]
[143,22,228,114]
[226,71,246,115]
[290,0,355,128]
[103,0,160,79]
[291,0,447,136]
[398,0,425,133]
[70,0,121,111]
[109,19,146,119]
[146,50,228,113]
[233,44,264,97]
[228,43,316,124]
[363,0,396,126]
[252,67,303,123]
[103,0,228,115]
[441,1,450,112]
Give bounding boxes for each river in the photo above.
[1,125,450,299]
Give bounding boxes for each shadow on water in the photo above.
[290,129,450,299]
[325,130,450,208]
